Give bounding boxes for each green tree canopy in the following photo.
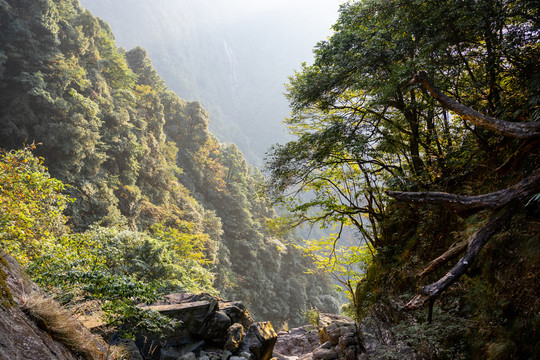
[267,0,540,249]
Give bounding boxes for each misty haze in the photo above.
[0,1,538,359]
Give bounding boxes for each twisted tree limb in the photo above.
[387,167,540,213]
[405,206,514,310]
[408,71,540,139]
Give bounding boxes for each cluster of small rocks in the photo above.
[273,313,367,360]
[135,293,278,360]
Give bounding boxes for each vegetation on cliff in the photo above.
[0,0,338,330]
[267,0,539,358]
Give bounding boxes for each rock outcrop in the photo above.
[0,252,90,360]
[274,325,319,357]
[136,293,277,360]
[0,250,372,360]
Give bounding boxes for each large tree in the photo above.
[266,0,540,317]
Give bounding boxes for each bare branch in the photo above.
[416,239,468,278]
[409,71,540,139]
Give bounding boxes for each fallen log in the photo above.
[415,239,469,278]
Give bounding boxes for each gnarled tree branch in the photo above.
[408,71,540,139]
[405,206,514,310]
[387,168,540,213]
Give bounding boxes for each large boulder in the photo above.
[197,310,232,345]
[137,293,260,359]
[241,322,278,360]
[318,313,357,346]
[136,299,217,358]
[225,323,245,352]
[220,300,254,328]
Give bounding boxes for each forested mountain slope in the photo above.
[78,0,341,165]
[0,0,338,327]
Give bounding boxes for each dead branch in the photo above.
[408,71,540,139]
[416,239,469,278]
[386,168,540,213]
[405,206,514,310]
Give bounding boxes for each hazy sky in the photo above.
[211,0,345,20]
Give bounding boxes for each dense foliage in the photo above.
[0,0,339,327]
[267,0,539,358]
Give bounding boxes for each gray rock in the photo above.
[313,312,369,360]
[0,252,86,360]
[312,347,338,360]
[220,301,254,328]
[208,353,222,360]
[274,325,319,357]
[344,348,356,360]
[222,350,233,360]
[320,341,333,350]
[338,333,358,350]
[318,316,356,347]
[238,351,255,360]
[178,352,197,360]
[199,310,232,345]
[143,301,214,328]
[333,344,343,358]
[298,354,313,360]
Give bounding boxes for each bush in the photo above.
[0,146,73,264]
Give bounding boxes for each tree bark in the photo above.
[405,206,514,310]
[408,71,540,139]
[386,168,540,213]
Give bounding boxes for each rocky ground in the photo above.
[132,293,370,360]
[0,250,416,360]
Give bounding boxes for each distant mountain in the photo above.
[78,0,342,164]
